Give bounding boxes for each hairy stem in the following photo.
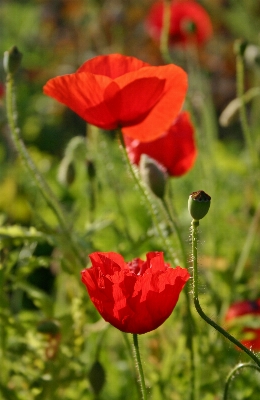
[191,219,260,367]
[223,363,260,400]
[132,334,147,400]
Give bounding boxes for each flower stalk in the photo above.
[118,130,179,265]
[223,363,260,400]
[235,42,257,168]
[191,219,260,368]
[132,334,147,400]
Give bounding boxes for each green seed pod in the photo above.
[139,154,168,199]
[3,46,23,75]
[188,190,211,221]
[88,360,106,395]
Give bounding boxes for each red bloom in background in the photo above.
[124,111,196,177]
[0,82,5,99]
[43,53,187,142]
[145,0,213,47]
[225,300,260,351]
[81,251,189,334]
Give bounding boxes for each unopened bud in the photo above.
[188,190,211,221]
[37,320,60,336]
[139,154,168,199]
[88,360,106,395]
[3,46,23,75]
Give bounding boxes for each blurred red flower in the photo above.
[145,0,213,47]
[225,300,260,351]
[81,251,189,334]
[124,111,196,177]
[43,53,187,142]
[0,83,5,99]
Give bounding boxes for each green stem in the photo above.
[234,200,260,281]
[161,197,195,400]
[132,334,147,400]
[191,219,260,367]
[5,73,85,268]
[236,53,257,167]
[160,0,173,64]
[223,363,260,400]
[118,131,179,265]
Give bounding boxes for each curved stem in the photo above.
[223,363,260,400]
[118,130,179,265]
[132,334,147,400]
[5,73,85,268]
[236,53,257,168]
[191,219,260,367]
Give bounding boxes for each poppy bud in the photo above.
[188,190,211,220]
[88,360,106,395]
[37,320,60,336]
[3,46,23,75]
[139,154,168,199]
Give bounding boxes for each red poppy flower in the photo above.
[81,251,190,334]
[225,300,260,321]
[123,111,196,177]
[43,53,187,142]
[225,300,260,351]
[145,0,213,47]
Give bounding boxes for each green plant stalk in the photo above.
[132,334,147,400]
[160,0,173,64]
[161,196,195,400]
[223,362,260,400]
[236,54,257,167]
[191,219,260,367]
[234,200,260,281]
[122,333,142,398]
[118,130,179,265]
[5,73,85,268]
[119,132,196,399]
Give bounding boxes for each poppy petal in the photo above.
[43,72,118,129]
[121,64,187,141]
[81,251,190,334]
[77,53,150,78]
[105,76,165,126]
